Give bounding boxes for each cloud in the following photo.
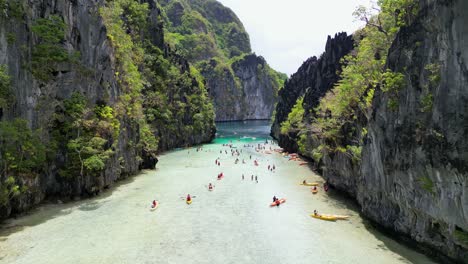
[217,0,371,75]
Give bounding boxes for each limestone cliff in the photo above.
[0,0,215,220]
[361,0,468,260]
[160,0,286,121]
[271,33,354,146]
[273,0,467,261]
[201,54,281,121]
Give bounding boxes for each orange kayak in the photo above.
[270,198,286,207]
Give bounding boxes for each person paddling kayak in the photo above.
[186,194,191,202]
[152,200,157,208]
[208,183,213,190]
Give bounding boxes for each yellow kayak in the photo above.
[311,189,318,194]
[310,214,337,221]
[324,214,349,220]
[186,200,192,204]
[300,182,319,186]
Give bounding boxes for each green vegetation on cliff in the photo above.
[0,65,13,109]
[31,15,79,82]
[0,119,46,205]
[1,0,215,209]
[161,0,251,60]
[100,0,214,151]
[281,97,305,135]
[285,0,418,161]
[50,93,119,178]
[160,0,285,120]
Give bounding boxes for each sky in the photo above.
[217,0,372,75]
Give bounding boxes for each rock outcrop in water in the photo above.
[159,0,286,121]
[273,0,468,261]
[0,0,215,219]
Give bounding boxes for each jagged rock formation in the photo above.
[271,33,354,146]
[160,0,286,121]
[0,0,215,219]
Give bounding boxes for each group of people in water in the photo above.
[165,139,280,206]
[241,174,258,183]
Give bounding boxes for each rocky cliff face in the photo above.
[271,33,354,146]
[203,54,280,121]
[273,0,468,261]
[0,0,137,218]
[360,0,468,260]
[160,0,286,121]
[0,0,215,220]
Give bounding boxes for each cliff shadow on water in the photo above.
[0,175,139,237]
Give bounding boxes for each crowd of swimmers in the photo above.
[177,139,279,205]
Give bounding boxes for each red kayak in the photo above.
[217,173,224,180]
[150,201,159,211]
[270,198,286,207]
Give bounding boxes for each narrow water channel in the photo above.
[0,121,436,264]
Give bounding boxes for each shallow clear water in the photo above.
[0,121,436,264]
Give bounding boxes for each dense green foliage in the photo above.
[160,0,285,100]
[100,1,145,119]
[101,0,214,151]
[161,0,251,60]
[51,93,119,178]
[419,63,440,112]
[31,15,78,82]
[0,119,46,205]
[280,97,305,135]
[0,64,13,109]
[287,0,418,160]
[142,44,215,144]
[0,0,24,19]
